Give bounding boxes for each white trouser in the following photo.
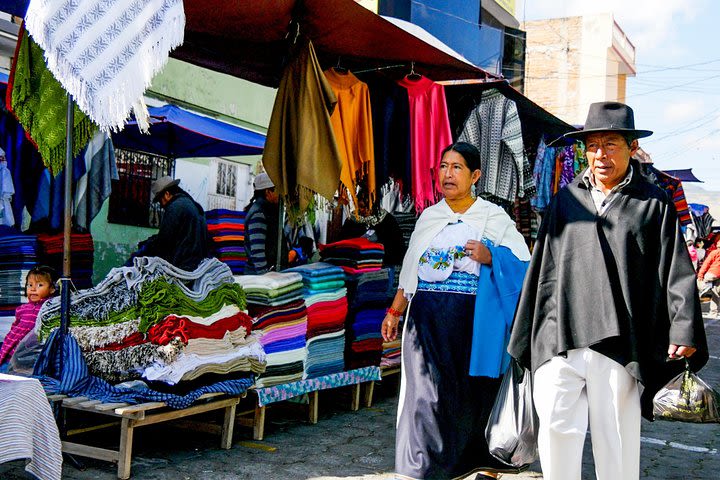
[533,347,641,480]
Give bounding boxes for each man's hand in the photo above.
[668,344,697,359]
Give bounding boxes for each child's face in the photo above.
[27,274,54,302]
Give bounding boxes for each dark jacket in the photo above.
[145,191,209,271]
[508,162,708,419]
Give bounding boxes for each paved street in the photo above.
[2,310,719,480]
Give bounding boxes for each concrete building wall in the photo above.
[523,13,635,126]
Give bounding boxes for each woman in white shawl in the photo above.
[382,142,530,479]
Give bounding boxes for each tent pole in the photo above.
[60,94,74,337]
[276,198,285,272]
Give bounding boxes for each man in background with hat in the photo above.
[138,175,210,271]
[508,102,708,480]
[243,172,290,274]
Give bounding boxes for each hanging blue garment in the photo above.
[34,330,255,409]
[469,245,529,378]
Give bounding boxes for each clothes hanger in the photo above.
[333,56,349,74]
[405,61,422,80]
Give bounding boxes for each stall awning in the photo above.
[111,104,265,159]
[662,169,703,183]
[173,0,500,88]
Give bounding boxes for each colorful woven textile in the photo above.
[35,330,254,409]
[254,366,381,406]
[24,0,185,133]
[6,26,97,175]
[207,209,247,274]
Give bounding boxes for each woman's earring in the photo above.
[471,184,477,199]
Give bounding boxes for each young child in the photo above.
[0,265,58,366]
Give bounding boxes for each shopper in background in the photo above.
[698,237,720,317]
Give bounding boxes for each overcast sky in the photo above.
[517,0,720,191]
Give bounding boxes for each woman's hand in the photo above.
[465,239,492,265]
[382,313,400,342]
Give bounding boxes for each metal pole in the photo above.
[60,94,74,336]
[276,198,285,272]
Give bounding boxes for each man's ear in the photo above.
[629,139,640,156]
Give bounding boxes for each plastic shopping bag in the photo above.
[653,359,720,423]
[485,359,539,467]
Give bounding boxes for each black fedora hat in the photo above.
[563,101,653,141]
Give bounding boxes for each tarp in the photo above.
[662,169,703,183]
[0,72,7,84]
[111,104,265,158]
[173,0,500,88]
[0,1,28,17]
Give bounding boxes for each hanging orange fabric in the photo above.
[324,68,376,210]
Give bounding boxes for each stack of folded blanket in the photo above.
[287,262,348,378]
[0,229,38,341]
[37,232,94,289]
[381,336,402,368]
[206,209,247,274]
[344,269,392,370]
[236,272,308,387]
[38,257,265,390]
[319,237,384,275]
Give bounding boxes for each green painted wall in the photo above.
[90,59,276,282]
[91,199,156,284]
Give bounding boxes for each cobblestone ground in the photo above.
[2,311,719,480]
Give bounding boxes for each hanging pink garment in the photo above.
[397,76,452,213]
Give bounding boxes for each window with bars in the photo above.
[108,149,175,228]
[216,161,238,197]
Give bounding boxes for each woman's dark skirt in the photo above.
[395,290,504,479]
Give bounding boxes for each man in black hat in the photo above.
[136,176,210,271]
[508,102,708,480]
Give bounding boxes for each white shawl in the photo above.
[398,198,531,297]
[24,0,185,132]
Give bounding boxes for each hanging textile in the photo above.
[530,138,554,212]
[324,69,376,209]
[73,132,118,231]
[397,76,452,214]
[0,156,14,227]
[6,25,97,176]
[366,77,411,197]
[645,165,692,227]
[24,0,185,133]
[262,39,343,217]
[458,88,535,204]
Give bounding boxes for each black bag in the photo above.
[653,358,720,423]
[485,359,539,467]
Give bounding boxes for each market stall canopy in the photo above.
[173,0,501,88]
[662,169,703,183]
[0,0,27,16]
[112,104,265,158]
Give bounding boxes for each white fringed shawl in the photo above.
[398,198,531,298]
[24,0,185,132]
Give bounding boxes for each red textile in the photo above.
[147,311,253,346]
[397,76,452,213]
[318,237,384,252]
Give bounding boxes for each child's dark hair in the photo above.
[25,265,59,293]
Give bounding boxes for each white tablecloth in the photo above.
[0,374,62,480]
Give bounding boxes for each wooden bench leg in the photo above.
[221,403,237,449]
[253,405,266,441]
[118,418,135,480]
[364,380,375,408]
[350,383,361,411]
[308,391,319,424]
